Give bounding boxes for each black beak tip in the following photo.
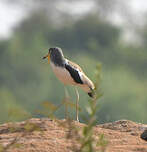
[42,56,46,59]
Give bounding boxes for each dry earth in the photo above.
[0,118,146,152]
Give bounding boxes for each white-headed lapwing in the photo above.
[43,47,95,121]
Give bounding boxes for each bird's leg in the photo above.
[75,87,79,122]
[64,86,69,120]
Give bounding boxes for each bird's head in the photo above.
[42,47,64,64]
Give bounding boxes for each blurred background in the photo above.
[0,0,147,124]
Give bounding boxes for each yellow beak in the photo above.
[42,53,50,64]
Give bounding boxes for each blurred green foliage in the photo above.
[0,9,147,124]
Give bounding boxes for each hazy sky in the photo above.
[0,0,147,39]
[0,2,26,39]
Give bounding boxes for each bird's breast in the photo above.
[50,62,76,85]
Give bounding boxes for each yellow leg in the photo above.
[64,86,69,119]
[75,87,79,122]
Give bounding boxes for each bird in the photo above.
[43,47,95,121]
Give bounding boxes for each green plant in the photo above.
[78,64,105,152]
[0,144,4,152]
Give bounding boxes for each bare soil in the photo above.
[0,118,146,152]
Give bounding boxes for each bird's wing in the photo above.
[67,60,84,72]
[68,60,94,89]
[81,74,95,90]
[65,60,84,84]
[65,59,95,91]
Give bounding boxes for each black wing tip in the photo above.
[88,92,94,98]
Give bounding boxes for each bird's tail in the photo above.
[79,74,95,98]
[88,89,95,98]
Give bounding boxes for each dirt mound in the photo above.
[0,118,146,152]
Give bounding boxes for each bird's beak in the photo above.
[42,53,50,64]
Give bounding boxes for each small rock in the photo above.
[140,130,147,141]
